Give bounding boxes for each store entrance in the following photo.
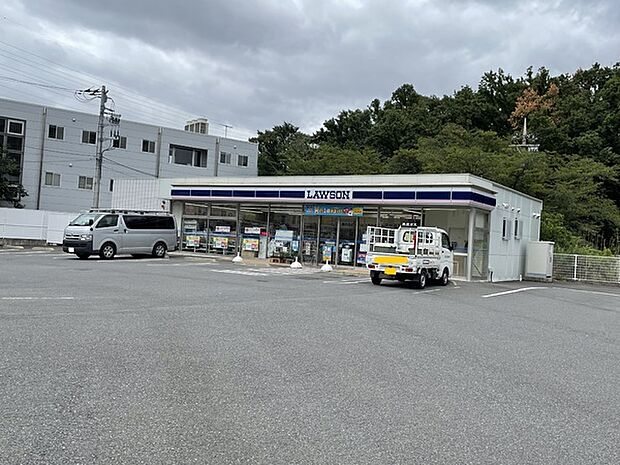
[318,216,337,265]
[337,217,356,266]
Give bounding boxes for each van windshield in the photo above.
[69,213,101,226]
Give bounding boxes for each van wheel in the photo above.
[370,272,382,285]
[152,242,167,258]
[76,253,90,260]
[99,242,116,260]
[440,268,449,286]
[416,270,427,289]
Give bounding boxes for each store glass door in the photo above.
[338,217,356,266]
[301,216,318,265]
[319,216,337,264]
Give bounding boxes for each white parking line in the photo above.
[1,296,75,300]
[212,269,268,277]
[482,287,548,298]
[322,279,368,284]
[560,288,620,298]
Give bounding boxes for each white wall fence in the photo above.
[0,208,77,245]
[553,253,620,284]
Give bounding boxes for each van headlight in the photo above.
[80,234,92,241]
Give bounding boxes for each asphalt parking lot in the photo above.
[1,249,619,464]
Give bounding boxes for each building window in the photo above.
[169,144,208,168]
[44,171,61,187]
[78,175,93,190]
[514,218,521,239]
[7,120,24,135]
[502,218,511,240]
[219,151,232,164]
[238,154,249,167]
[48,125,64,140]
[109,179,114,192]
[82,130,97,144]
[112,136,127,149]
[142,139,156,153]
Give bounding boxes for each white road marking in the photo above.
[482,287,548,298]
[0,250,55,255]
[1,296,75,300]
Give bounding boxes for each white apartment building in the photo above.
[0,97,258,212]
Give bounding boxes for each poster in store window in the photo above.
[242,238,259,251]
[185,235,201,248]
[211,236,229,249]
[215,225,231,233]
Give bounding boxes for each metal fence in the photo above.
[553,253,620,284]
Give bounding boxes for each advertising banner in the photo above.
[242,238,259,251]
[215,225,231,233]
[185,235,201,248]
[304,205,363,217]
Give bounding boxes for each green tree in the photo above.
[0,149,27,208]
[251,122,303,176]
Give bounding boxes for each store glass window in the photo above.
[208,217,237,254]
[239,204,269,259]
[210,204,237,218]
[184,202,209,216]
[268,204,301,262]
[182,217,208,251]
[379,207,419,228]
[357,207,378,266]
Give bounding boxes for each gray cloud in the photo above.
[1,0,618,138]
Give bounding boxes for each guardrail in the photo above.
[553,253,620,284]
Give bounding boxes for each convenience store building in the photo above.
[113,174,543,281]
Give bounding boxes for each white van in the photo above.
[62,210,178,259]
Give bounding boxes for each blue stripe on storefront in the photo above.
[171,189,191,196]
[352,191,382,199]
[211,189,233,197]
[233,190,255,197]
[171,188,496,206]
[383,191,415,200]
[190,189,211,197]
[417,191,451,200]
[255,190,279,198]
[279,190,305,198]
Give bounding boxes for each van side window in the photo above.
[96,215,118,228]
[123,215,175,230]
[442,233,450,249]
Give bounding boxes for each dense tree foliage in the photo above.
[255,64,620,253]
[0,148,27,208]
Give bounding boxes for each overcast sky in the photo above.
[1,0,618,140]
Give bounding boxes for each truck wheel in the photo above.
[370,272,382,285]
[417,271,427,289]
[99,242,116,260]
[440,268,449,286]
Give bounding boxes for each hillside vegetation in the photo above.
[253,64,620,254]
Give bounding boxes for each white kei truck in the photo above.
[365,225,454,288]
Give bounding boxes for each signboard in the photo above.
[214,225,231,233]
[305,189,353,200]
[304,205,363,217]
[274,230,294,241]
[244,226,262,235]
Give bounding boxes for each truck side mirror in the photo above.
[88,219,94,226]
[449,245,454,252]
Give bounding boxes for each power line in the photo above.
[0,74,76,91]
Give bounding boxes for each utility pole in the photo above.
[223,124,232,138]
[93,85,107,208]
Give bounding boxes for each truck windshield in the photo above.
[69,213,101,226]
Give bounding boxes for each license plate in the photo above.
[68,247,74,253]
[384,267,397,275]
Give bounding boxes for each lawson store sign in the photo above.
[169,186,496,209]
